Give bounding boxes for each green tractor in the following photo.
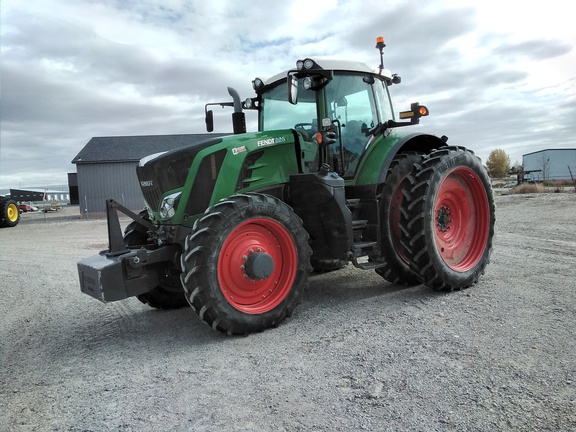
[78,37,495,335]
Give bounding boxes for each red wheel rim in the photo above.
[218,218,297,314]
[433,167,490,272]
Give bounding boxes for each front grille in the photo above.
[141,185,162,210]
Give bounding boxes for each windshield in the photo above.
[260,81,317,131]
[259,72,394,177]
[326,74,393,176]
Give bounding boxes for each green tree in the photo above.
[486,149,511,178]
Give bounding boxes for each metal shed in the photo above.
[10,188,70,203]
[71,133,226,216]
[523,148,576,183]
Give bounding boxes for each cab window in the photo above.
[260,81,317,131]
[326,74,378,177]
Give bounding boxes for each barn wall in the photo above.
[77,162,144,215]
[523,149,576,182]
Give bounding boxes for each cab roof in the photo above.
[264,59,381,87]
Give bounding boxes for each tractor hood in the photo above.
[137,130,299,221]
[136,136,226,213]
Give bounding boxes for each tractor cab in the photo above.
[251,59,397,178]
[248,39,428,178]
[205,36,428,179]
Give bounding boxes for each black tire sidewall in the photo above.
[376,153,421,284]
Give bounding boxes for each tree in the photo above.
[486,149,511,178]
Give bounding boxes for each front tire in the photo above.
[400,146,495,290]
[180,193,311,335]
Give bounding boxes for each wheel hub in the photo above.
[436,205,453,233]
[243,249,274,280]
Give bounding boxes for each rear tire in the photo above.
[373,153,421,285]
[180,193,311,335]
[0,197,20,228]
[400,146,495,290]
[124,212,188,309]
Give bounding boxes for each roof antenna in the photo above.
[376,36,386,73]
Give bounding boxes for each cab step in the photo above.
[352,219,368,230]
[346,198,361,210]
[353,241,378,253]
[351,256,386,270]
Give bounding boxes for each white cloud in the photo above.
[1,0,575,189]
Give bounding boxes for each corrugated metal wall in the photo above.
[523,149,576,182]
[77,162,144,215]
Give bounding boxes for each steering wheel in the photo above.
[294,123,313,130]
[294,123,314,140]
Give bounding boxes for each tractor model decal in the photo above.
[257,136,286,147]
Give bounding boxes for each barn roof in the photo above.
[71,133,228,164]
[522,148,576,157]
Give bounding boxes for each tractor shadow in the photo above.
[287,266,458,336]
[48,299,225,362]
[300,264,440,313]
[53,266,441,357]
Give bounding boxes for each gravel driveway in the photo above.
[1,193,575,431]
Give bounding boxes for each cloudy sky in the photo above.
[1,0,575,190]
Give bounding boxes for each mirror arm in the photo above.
[387,119,413,128]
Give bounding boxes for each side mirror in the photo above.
[288,74,298,105]
[205,110,214,132]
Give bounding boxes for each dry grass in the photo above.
[508,183,546,194]
[507,181,576,194]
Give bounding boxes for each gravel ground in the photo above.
[1,193,575,431]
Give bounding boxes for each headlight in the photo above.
[252,78,264,91]
[303,76,314,90]
[159,192,182,219]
